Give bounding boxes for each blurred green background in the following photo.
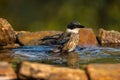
[0,0,120,33]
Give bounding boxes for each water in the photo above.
[10,45,120,68]
[0,45,120,68]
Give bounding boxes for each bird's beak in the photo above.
[79,25,85,28]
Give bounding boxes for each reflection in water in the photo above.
[63,52,80,69]
[77,47,120,64]
[0,50,14,62]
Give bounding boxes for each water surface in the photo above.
[11,45,120,68]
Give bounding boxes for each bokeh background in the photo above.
[0,0,120,33]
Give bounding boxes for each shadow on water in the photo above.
[8,45,120,69]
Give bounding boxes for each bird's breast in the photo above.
[62,33,79,52]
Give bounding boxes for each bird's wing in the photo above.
[42,34,61,40]
[38,34,61,45]
[57,32,71,44]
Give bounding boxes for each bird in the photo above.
[52,21,85,53]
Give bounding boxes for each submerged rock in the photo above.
[0,18,16,49]
[98,28,120,47]
[18,61,88,80]
[87,64,120,80]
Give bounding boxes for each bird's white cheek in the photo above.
[66,28,80,33]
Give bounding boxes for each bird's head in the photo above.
[66,21,85,33]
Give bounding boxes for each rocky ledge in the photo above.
[0,61,120,80]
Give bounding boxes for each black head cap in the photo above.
[67,21,85,29]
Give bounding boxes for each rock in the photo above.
[0,62,17,80]
[98,28,120,47]
[87,64,120,80]
[17,31,62,45]
[1,43,20,49]
[79,28,98,47]
[17,29,98,47]
[0,18,16,46]
[19,61,88,80]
